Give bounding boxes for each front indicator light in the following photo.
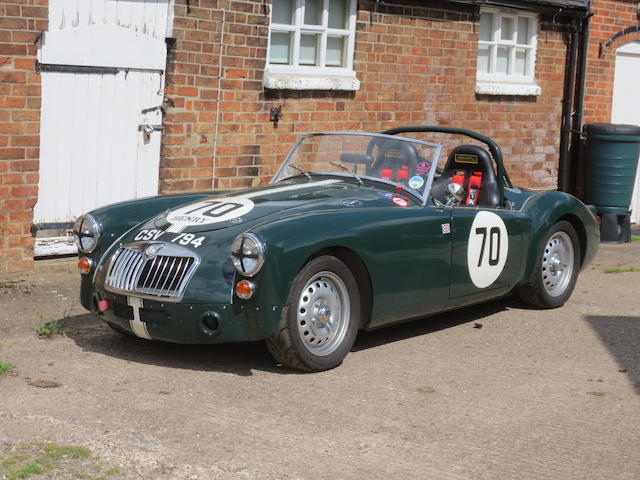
[77,257,94,274]
[235,280,255,299]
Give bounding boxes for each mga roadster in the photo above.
[73,126,599,372]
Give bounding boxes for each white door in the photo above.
[34,0,174,255]
[611,42,640,224]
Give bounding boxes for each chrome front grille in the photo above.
[105,243,199,300]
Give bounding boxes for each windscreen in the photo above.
[271,133,442,202]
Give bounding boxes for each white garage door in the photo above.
[611,42,640,224]
[34,0,174,255]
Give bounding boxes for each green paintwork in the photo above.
[78,128,599,346]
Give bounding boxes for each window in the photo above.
[476,9,540,96]
[264,0,359,91]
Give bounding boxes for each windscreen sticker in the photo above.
[415,162,431,176]
[467,211,509,288]
[166,198,255,231]
[408,175,425,190]
[391,196,409,207]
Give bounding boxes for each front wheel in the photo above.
[517,220,581,309]
[266,256,360,372]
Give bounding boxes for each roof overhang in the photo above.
[441,0,589,17]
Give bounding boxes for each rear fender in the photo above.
[519,192,599,285]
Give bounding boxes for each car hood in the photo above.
[143,178,394,234]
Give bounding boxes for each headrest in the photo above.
[379,139,416,161]
[445,145,494,173]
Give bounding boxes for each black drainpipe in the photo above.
[558,18,580,193]
[568,12,592,195]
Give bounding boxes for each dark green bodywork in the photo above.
[79,129,599,345]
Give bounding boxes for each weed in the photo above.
[0,361,15,375]
[7,462,43,479]
[42,443,91,459]
[105,467,122,476]
[604,266,640,274]
[36,319,60,338]
[1,442,123,479]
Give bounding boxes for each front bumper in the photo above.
[89,289,283,344]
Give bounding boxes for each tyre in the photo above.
[266,255,360,372]
[517,220,581,309]
[106,321,135,337]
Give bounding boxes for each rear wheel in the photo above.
[517,220,580,308]
[266,256,360,372]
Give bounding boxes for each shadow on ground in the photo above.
[57,298,512,376]
[584,315,640,394]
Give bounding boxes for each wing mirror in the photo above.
[445,183,465,205]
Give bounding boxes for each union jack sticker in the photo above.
[441,223,451,234]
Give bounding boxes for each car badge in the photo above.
[441,223,451,234]
[144,243,164,259]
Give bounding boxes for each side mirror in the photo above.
[445,183,465,205]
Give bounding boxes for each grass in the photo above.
[0,361,16,375]
[632,234,640,242]
[604,266,640,274]
[7,462,43,479]
[35,319,61,338]
[42,443,91,459]
[0,442,124,480]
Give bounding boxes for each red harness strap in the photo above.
[466,171,482,206]
[396,166,409,182]
[450,171,466,205]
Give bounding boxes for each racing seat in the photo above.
[370,139,418,183]
[431,145,501,208]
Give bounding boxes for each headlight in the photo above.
[230,233,266,277]
[73,214,101,253]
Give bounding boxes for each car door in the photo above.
[448,205,524,303]
[366,205,453,328]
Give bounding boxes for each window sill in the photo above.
[263,71,360,91]
[475,82,541,96]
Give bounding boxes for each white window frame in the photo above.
[264,0,360,91]
[476,8,541,96]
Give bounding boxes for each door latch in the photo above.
[139,124,164,141]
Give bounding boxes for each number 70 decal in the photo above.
[467,211,509,288]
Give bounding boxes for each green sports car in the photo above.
[73,126,599,372]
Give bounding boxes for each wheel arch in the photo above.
[519,191,598,285]
[304,246,373,330]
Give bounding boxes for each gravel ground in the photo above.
[0,242,639,479]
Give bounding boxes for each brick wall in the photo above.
[0,0,46,274]
[161,0,571,194]
[583,0,640,123]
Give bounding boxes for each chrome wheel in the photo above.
[541,231,574,297]
[296,271,350,356]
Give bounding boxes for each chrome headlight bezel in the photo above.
[73,214,101,253]
[230,233,267,277]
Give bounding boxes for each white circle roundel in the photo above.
[166,197,255,227]
[467,211,509,288]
